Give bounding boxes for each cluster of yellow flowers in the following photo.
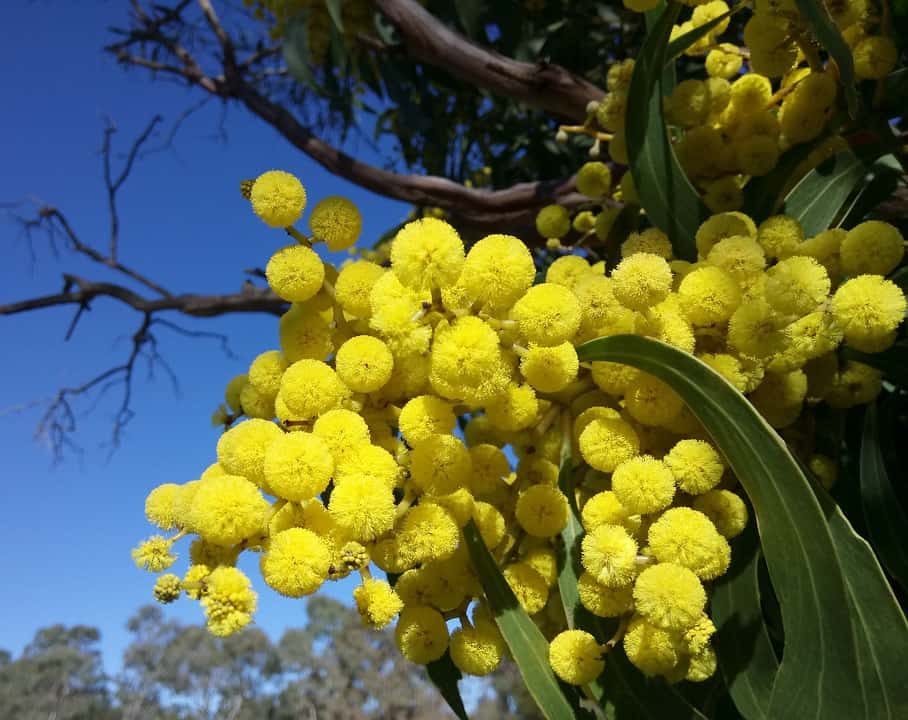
[567,0,897,213]
[132,168,904,687]
[245,0,372,60]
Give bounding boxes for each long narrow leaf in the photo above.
[577,335,908,719]
[794,0,858,116]
[860,403,908,588]
[626,3,703,260]
[426,653,470,720]
[463,520,588,720]
[711,524,779,720]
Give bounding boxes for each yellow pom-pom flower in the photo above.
[581,523,638,587]
[224,374,249,412]
[765,256,830,317]
[623,615,684,676]
[623,373,683,427]
[634,563,706,631]
[335,260,385,318]
[758,215,803,259]
[250,170,305,228]
[312,408,371,463]
[260,528,330,597]
[410,434,472,496]
[578,572,634,617]
[334,335,394,393]
[132,535,176,572]
[485,383,539,432]
[549,630,604,685]
[853,35,897,79]
[328,475,396,541]
[511,283,582,346]
[430,316,510,404]
[266,244,325,303]
[622,228,672,259]
[612,455,676,515]
[546,255,592,290]
[248,350,288,398]
[692,490,748,538]
[391,217,464,291]
[678,266,741,326]
[189,474,269,547]
[395,606,449,664]
[397,503,461,563]
[278,304,333,364]
[354,578,404,629]
[664,439,724,495]
[519,342,579,392]
[611,253,673,310]
[840,221,904,276]
[280,359,350,419]
[503,562,549,614]
[153,574,182,604]
[200,566,257,636]
[216,418,283,487]
[831,275,906,353]
[263,432,334,501]
[145,483,182,531]
[309,195,362,251]
[581,491,639,534]
[450,620,505,676]
[576,161,613,199]
[826,361,883,408]
[515,484,569,537]
[536,204,571,238]
[648,507,730,580]
[579,415,640,472]
[398,395,456,446]
[460,234,536,311]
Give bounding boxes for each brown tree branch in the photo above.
[105,0,589,228]
[374,0,604,122]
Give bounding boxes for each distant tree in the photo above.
[0,625,117,720]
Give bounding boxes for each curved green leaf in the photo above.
[324,0,344,32]
[836,155,902,228]
[711,524,779,720]
[283,13,318,90]
[794,0,858,116]
[860,403,908,589]
[576,335,908,720]
[742,137,827,222]
[426,653,470,720]
[463,519,589,720]
[627,2,703,261]
[666,6,743,62]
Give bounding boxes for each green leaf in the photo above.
[463,519,588,720]
[742,137,826,222]
[324,0,344,32]
[665,7,741,62]
[576,334,908,719]
[836,155,902,228]
[860,403,908,589]
[711,523,779,720]
[282,13,318,90]
[842,344,908,388]
[794,0,859,116]
[426,653,470,720]
[626,2,703,261]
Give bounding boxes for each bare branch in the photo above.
[374,0,604,122]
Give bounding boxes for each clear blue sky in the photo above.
[0,2,410,668]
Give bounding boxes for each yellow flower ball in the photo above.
[461,234,536,311]
[398,395,456,446]
[576,161,613,199]
[279,359,350,419]
[410,434,472,495]
[730,73,772,111]
[624,615,684,676]
[131,536,176,572]
[826,361,883,408]
[485,383,539,432]
[648,507,730,580]
[581,491,640,535]
[189,474,269,547]
[664,439,724,495]
[391,217,464,291]
[706,235,766,284]
[522,545,559,587]
[328,475,395,541]
[840,221,904,276]
[696,211,757,257]
[278,304,333,364]
[248,350,288,398]
[334,443,400,489]
[581,523,638,587]
[224,374,249,413]
[260,528,330,597]
[334,260,385,318]
[634,563,706,631]
[853,35,897,79]
[152,574,182,604]
[591,360,641,396]
[706,44,743,79]
[535,204,571,238]
[578,572,634,617]
[503,562,549,614]
[429,316,510,404]
[612,455,676,515]
[611,253,673,310]
[758,215,803,259]
[515,484,569,537]
[622,228,672,260]
[831,275,906,353]
[511,283,582,346]
[519,342,579,392]
[250,170,305,228]
[546,255,592,290]
[240,383,275,420]
[678,266,741,326]
[623,373,684,427]
[145,483,182,530]
[692,490,748,538]
[215,418,283,487]
[309,195,362,251]
[578,415,640,473]
[312,408,371,463]
[334,335,394,393]
[201,567,257,636]
[397,503,461,564]
[353,578,404,629]
[549,630,604,685]
[266,244,325,303]
[395,606,449,664]
[469,444,510,497]
[450,620,505,676]
[765,256,830,317]
[263,432,334,501]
